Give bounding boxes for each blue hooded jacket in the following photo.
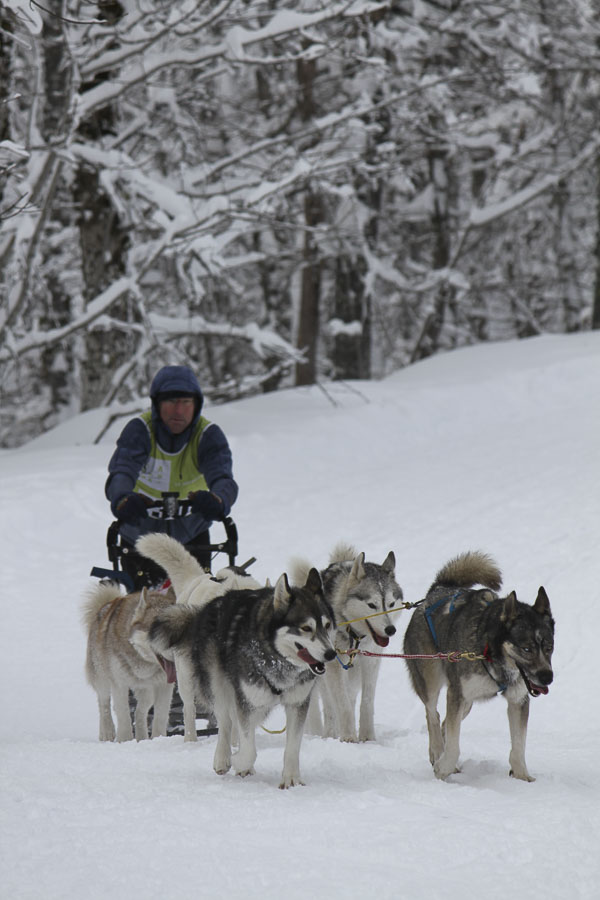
[105,365,238,544]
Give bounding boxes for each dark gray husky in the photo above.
[149,566,336,788]
[403,551,554,781]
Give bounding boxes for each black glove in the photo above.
[115,492,149,524]
[188,490,224,521]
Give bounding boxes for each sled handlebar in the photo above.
[145,492,239,565]
[145,492,194,521]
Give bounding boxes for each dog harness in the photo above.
[425,591,508,693]
[424,591,460,649]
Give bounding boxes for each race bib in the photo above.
[139,456,171,492]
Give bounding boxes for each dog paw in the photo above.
[509,768,535,782]
[433,759,460,780]
[235,767,255,778]
[213,754,231,775]
[279,776,305,789]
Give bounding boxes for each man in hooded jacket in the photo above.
[105,365,238,588]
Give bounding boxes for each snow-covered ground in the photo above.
[1,333,599,899]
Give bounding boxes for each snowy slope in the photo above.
[1,332,599,900]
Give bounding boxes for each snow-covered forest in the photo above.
[1,0,600,447]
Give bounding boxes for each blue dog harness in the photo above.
[424,591,460,650]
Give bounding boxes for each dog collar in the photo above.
[482,644,508,693]
[346,626,363,646]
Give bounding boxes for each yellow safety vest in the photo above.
[134,411,209,500]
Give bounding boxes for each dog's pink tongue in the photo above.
[158,656,176,684]
[367,621,390,647]
[531,683,549,696]
[297,647,319,666]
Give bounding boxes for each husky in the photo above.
[290,542,403,742]
[403,551,554,781]
[143,545,336,788]
[136,533,262,742]
[82,582,177,742]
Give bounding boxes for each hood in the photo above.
[150,366,204,414]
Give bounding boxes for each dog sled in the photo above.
[90,491,239,738]
[91,491,239,593]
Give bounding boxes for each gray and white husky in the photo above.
[136,533,262,742]
[403,550,554,781]
[143,540,337,788]
[82,582,176,742]
[290,542,403,742]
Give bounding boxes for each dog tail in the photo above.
[328,541,359,564]
[288,555,315,586]
[433,551,502,592]
[136,533,209,599]
[81,581,122,631]
[149,605,195,655]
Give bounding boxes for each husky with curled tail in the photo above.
[136,533,262,742]
[290,542,403,742]
[403,551,554,781]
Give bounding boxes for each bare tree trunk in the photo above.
[0,13,12,210]
[294,57,323,386]
[74,0,130,409]
[39,1,76,422]
[411,143,453,363]
[331,255,370,380]
[592,154,600,330]
[329,91,386,381]
[295,189,323,385]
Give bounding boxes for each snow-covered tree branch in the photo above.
[0,0,598,446]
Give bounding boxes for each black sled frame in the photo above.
[90,494,238,593]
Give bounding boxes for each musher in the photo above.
[105,364,238,590]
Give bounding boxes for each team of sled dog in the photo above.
[83,538,555,789]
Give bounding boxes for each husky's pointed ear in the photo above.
[273,573,292,612]
[265,577,272,588]
[382,551,396,573]
[501,591,518,621]
[132,588,148,623]
[534,586,552,617]
[305,567,322,595]
[349,552,366,584]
